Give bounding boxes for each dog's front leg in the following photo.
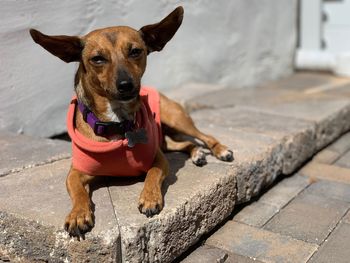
[64,167,95,239]
[138,149,169,217]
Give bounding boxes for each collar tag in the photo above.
[125,128,148,148]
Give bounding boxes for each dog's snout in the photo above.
[118,80,134,93]
[117,69,135,94]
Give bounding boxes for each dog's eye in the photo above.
[129,48,143,58]
[90,55,107,65]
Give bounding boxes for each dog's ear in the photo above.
[140,6,184,53]
[29,29,83,63]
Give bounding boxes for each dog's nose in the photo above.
[118,80,134,93]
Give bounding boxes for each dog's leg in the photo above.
[64,167,95,239]
[138,149,169,217]
[160,94,233,162]
[163,135,207,166]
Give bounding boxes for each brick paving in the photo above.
[182,132,350,263]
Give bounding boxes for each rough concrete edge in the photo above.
[280,123,316,175]
[0,211,120,263]
[120,169,237,263]
[314,104,350,151]
[234,142,284,204]
[120,102,350,262]
[0,153,71,178]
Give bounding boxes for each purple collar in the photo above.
[77,100,134,137]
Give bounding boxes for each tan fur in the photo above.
[30,6,233,239]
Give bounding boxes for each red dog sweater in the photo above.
[67,87,162,176]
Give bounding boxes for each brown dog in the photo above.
[30,6,233,238]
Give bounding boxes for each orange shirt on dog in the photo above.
[67,87,162,176]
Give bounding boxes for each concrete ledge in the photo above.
[109,159,236,262]
[0,211,120,263]
[0,132,71,176]
[1,73,350,262]
[0,159,121,262]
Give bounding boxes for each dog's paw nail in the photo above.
[64,208,94,238]
[139,205,161,217]
[193,158,207,166]
[219,149,234,162]
[138,197,162,217]
[146,209,153,218]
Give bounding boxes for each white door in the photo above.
[324,0,350,53]
[297,0,350,76]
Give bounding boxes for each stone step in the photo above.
[1,72,350,262]
[182,133,350,262]
[0,132,71,176]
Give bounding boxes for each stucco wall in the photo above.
[0,0,297,137]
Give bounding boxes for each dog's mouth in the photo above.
[114,91,139,102]
[116,92,139,102]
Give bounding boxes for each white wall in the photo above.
[0,0,297,137]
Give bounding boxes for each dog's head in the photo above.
[30,6,183,114]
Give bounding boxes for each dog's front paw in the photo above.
[213,144,234,162]
[191,148,207,166]
[138,188,163,217]
[64,206,94,240]
[218,149,234,162]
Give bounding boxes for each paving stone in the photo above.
[225,253,264,263]
[246,97,350,152]
[164,82,225,112]
[189,78,350,152]
[191,106,316,175]
[335,150,350,169]
[258,175,310,208]
[300,162,350,184]
[343,210,350,224]
[304,180,350,202]
[312,149,340,164]
[185,73,345,110]
[323,82,350,99]
[181,245,263,263]
[327,132,350,154]
[267,72,344,91]
[206,221,317,263]
[199,81,350,119]
[233,202,279,228]
[188,125,284,203]
[308,222,350,263]
[169,124,285,203]
[108,159,236,263]
[0,159,120,262]
[0,132,71,176]
[189,119,279,167]
[181,245,228,263]
[187,73,350,122]
[313,103,350,151]
[187,85,293,112]
[264,192,349,244]
[191,107,314,142]
[300,78,350,97]
[233,173,310,230]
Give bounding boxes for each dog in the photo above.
[30,6,233,239]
